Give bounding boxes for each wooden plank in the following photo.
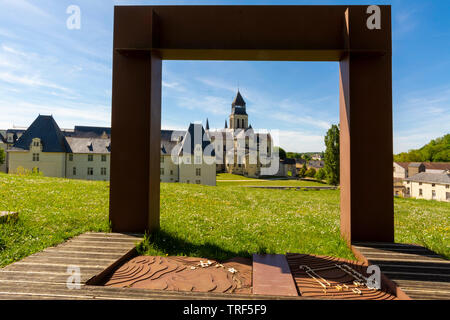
[252,254,298,297]
[35,250,124,260]
[43,246,131,255]
[20,255,117,265]
[353,242,450,300]
[3,263,105,274]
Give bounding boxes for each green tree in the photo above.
[298,163,307,178]
[393,134,449,162]
[0,148,5,165]
[302,154,311,161]
[305,168,316,178]
[315,168,326,181]
[274,146,286,160]
[324,124,340,185]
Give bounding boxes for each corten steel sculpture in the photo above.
[110,5,394,243]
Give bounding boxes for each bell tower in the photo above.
[229,90,248,130]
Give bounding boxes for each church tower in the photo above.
[229,90,248,130]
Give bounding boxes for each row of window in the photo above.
[160,168,175,175]
[159,168,201,176]
[185,180,201,184]
[32,154,108,162]
[407,181,449,189]
[72,167,107,176]
[69,154,107,162]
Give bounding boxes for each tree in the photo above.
[324,124,340,185]
[0,148,5,165]
[274,146,286,160]
[394,134,449,162]
[305,168,316,178]
[302,154,311,161]
[315,168,326,181]
[298,163,307,178]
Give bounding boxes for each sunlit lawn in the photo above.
[0,173,448,268]
[216,173,329,187]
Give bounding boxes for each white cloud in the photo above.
[0,72,70,92]
[277,130,324,153]
[176,95,229,116]
[271,112,331,130]
[0,99,110,129]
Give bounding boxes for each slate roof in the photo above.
[178,123,215,157]
[408,162,424,168]
[405,172,450,185]
[70,126,111,138]
[161,129,186,155]
[232,90,246,107]
[232,107,248,115]
[394,162,409,169]
[10,115,70,153]
[308,160,325,168]
[423,162,450,171]
[65,137,110,154]
[282,158,296,165]
[0,133,5,143]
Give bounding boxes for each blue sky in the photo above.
[0,0,449,153]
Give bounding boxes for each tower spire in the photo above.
[224,119,228,129]
[205,118,210,130]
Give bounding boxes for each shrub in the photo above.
[315,168,326,181]
[305,168,316,178]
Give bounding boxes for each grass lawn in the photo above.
[216,173,257,180]
[216,173,329,187]
[0,173,110,267]
[0,173,448,268]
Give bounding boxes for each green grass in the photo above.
[0,173,110,267]
[0,172,448,268]
[395,197,449,258]
[216,173,329,187]
[216,173,257,180]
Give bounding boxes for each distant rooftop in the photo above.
[406,172,450,185]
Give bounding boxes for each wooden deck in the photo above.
[352,242,450,300]
[0,232,299,300]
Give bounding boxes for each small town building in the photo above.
[404,172,450,202]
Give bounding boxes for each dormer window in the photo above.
[32,153,39,161]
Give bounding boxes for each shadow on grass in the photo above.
[136,230,270,262]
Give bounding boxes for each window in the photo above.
[196,168,201,176]
[419,189,423,196]
[419,182,422,186]
[88,154,93,161]
[186,180,190,184]
[432,190,436,199]
[87,167,93,175]
[170,170,173,175]
[160,168,164,175]
[196,180,201,184]
[195,156,201,163]
[69,154,73,161]
[32,153,39,161]
[73,167,76,175]
[101,155,107,162]
[160,156,164,163]
[432,183,436,187]
[446,185,449,189]
[101,167,107,175]
[33,141,40,147]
